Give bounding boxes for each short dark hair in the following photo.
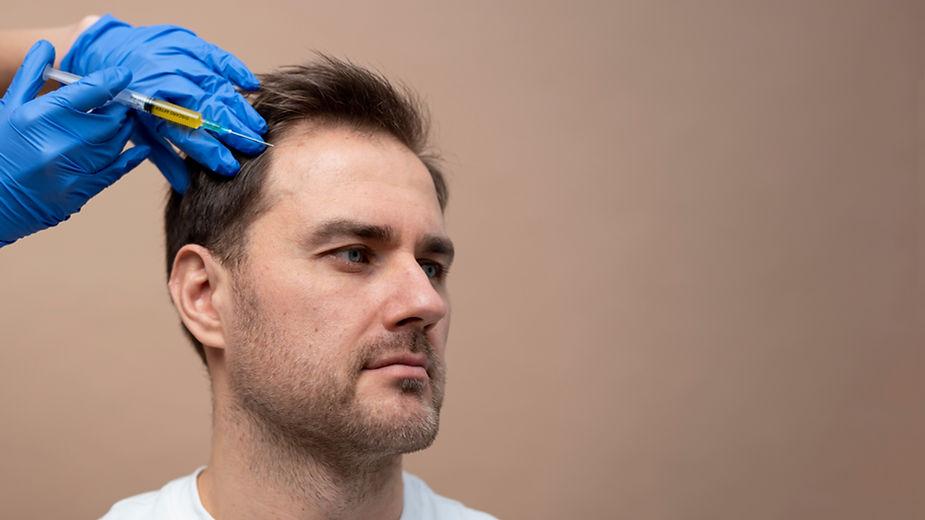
[164,55,448,365]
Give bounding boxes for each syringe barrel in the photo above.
[41,66,204,130]
[113,90,151,112]
[42,66,80,85]
[43,65,150,112]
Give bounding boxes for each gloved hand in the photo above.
[62,14,267,193]
[0,40,150,246]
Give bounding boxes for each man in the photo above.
[103,57,496,519]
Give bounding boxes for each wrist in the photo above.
[77,15,101,32]
[55,15,99,69]
[70,15,101,47]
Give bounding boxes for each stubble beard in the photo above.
[225,277,446,470]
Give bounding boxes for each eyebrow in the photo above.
[307,218,455,263]
[310,219,396,245]
[421,234,456,264]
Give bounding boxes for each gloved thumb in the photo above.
[50,66,133,113]
[1,40,55,109]
[132,122,190,194]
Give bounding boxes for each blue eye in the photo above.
[335,247,370,264]
[420,261,447,280]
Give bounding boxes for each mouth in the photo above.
[363,353,430,380]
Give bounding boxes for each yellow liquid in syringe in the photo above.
[144,98,254,138]
[146,99,204,129]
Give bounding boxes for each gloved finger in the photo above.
[198,41,260,90]
[132,121,190,193]
[57,101,133,145]
[49,67,133,113]
[61,114,136,173]
[87,97,131,119]
[103,113,136,151]
[79,145,151,196]
[168,34,257,89]
[168,63,267,134]
[144,113,239,175]
[205,80,267,135]
[201,102,267,155]
[1,40,55,108]
[154,83,266,154]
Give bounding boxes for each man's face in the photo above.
[221,124,453,459]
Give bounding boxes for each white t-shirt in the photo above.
[100,467,497,520]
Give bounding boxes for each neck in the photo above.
[198,397,405,520]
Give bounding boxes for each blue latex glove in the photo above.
[62,14,267,193]
[0,40,150,247]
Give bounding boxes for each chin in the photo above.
[354,397,441,453]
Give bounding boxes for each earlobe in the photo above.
[168,245,229,349]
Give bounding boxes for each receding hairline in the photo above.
[263,117,426,151]
[219,121,447,261]
[257,118,442,195]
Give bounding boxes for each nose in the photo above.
[382,255,449,332]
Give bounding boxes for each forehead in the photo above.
[259,123,444,234]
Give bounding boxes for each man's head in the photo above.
[164,56,453,460]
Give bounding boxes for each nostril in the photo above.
[395,316,423,328]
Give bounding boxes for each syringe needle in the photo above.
[222,128,274,147]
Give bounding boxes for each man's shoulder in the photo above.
[101,490,160,520]
[100,468,209,520]
[401,471,498,520]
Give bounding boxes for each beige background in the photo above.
[1,1,924,518]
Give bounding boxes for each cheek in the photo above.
[249,261,321,320]
[246,269,375,360]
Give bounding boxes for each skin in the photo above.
[0,16,99,90]
[169,123,454,519]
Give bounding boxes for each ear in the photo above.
[168,244,232,350]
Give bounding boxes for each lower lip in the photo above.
[363,364,429,380]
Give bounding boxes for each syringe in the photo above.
[42,66,272,148]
